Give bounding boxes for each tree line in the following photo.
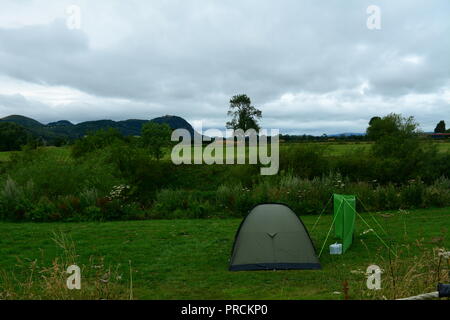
[1,93,449,153]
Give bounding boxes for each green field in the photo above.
[0,146,71,162]
[1,141,448,163]
[1,206,449,300]
[0,151,13,162]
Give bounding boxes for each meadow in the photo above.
[1,206,449,299]
[1,140,449,162]
[0,146,71,162]
[161,140,450,161]
[0,138,449,222]
[0,135,449,300]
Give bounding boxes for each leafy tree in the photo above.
[71,128,125,158]
[434,120,446,133]
[370,113,420,158]
[226,94,262,132]
[366,113,431,182]
[369,116,381,126]
[0,122,31,151]
[141,122,172,160]
[53,136,69,147]
[367,113,419,146]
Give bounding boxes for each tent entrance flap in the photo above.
[333,194,356,253]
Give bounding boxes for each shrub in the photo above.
[25,197,57,222]
[71,128,128,158]
[79,188,99,208]
[154,189,189,213]
[102,144,175,202]
[401,180,425,208]
[279,144,330,179]
[4,149,121,201]
[0,122,32,151]
[215,184,255,216]
[423,177,450,207]
[373,184,401,211]
[0,177,34,221]
[152,189,216,219]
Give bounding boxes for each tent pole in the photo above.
[351,205,398,258]
[311,194,333,232]
[318,200,343,257]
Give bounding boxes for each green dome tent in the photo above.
[229,203,321,271]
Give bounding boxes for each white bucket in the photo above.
[330,243,342,255]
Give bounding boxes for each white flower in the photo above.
[438,249,450,259]
[360,229,374,235]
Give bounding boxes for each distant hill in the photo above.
[0,114,196,144]
[150,115,196,137]
[47,120,74,127]
[0,115,62,142]
[1,115,44,129]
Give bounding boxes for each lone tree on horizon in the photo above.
[434,120,446,133]
[226,94,262,132]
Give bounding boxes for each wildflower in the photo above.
[438,249,450,259]
[360,229,374,235]
[350,270,365,274]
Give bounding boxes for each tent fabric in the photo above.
[229,203,321,271]
[333,194,356,253]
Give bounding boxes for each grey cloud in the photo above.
[0,0,449,134]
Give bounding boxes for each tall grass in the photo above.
[0,231,132,300]
[360,245,449,300]
[0,144,449,221]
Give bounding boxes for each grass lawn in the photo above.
[1,206,449,300]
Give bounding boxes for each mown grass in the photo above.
[1,206,448,300]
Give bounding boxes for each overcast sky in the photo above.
[0,0,449,135]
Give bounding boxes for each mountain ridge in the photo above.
[0,114,196,143]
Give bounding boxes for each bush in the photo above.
[279,144,330,179]
[25,197,58,222]
[0,122,32,151]
[1,132,449,222]
[152,189,216,219]
[4,149,121,201]
[0,177,34,221]
[422,177,450,208]
[215,184,254,216]
[400,180,425,208]
[71,128,127,158]
[373,184,401,211]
